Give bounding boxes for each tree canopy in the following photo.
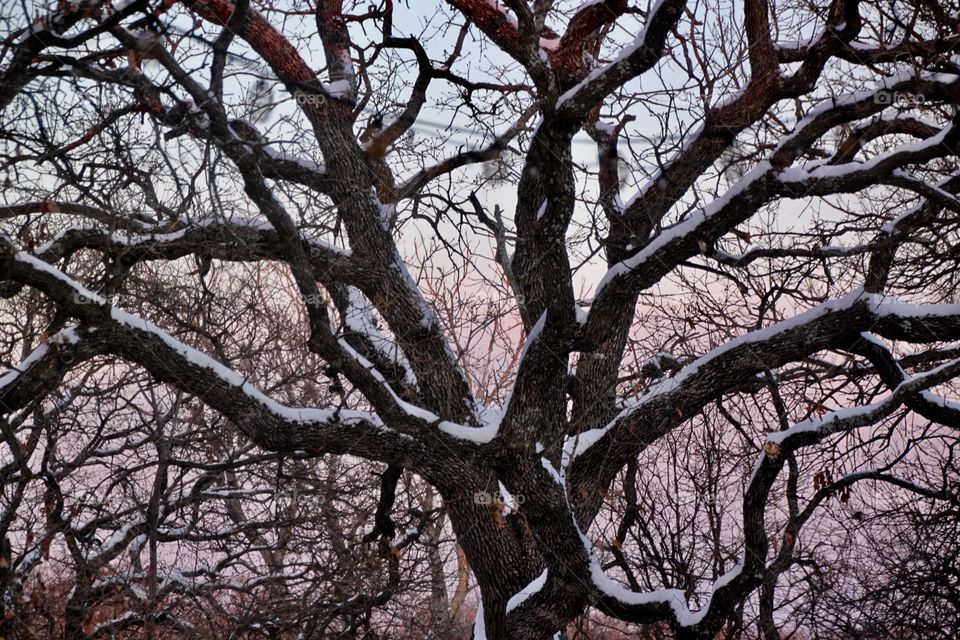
[2,0,960,638]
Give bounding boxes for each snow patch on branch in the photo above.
[325,79,353,98]
[506,569,548,613]
[343,286,417,388]
[591,550,745,626]
[94,522,139,559]
[535,200,548,221]
[541,456,564,485]
[108,306,381,426]
[472,600,486,640]
[438,420,498,444]
[484,0,518,26]
[767,329,960,445]
[0,325,83,394]
[576,498,745,627]
[0,344,49,392]
[498,481,518,515]
[388,252,440,331]
[572,290,869,460]
[556,0,669,108]
[870,294,960,320]
[13,250,370,429]
[774,71,960,160]
[335,337,438,422]
[765,401,886,445]
[592,160,772,299]
[562,427,608,471]
[15,252,105,302]
[779,124,954,182]
[261,145,326,174]
[518,312,547,364]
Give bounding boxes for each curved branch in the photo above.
[594,349,960,636]
[0,242,432,467]
[581,87,960,349]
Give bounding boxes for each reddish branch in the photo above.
[445,0,635,86]
[552,0,631,82]
[183,0,314,85]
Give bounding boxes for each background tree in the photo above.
[2,0,960,638]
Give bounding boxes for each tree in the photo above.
[2,0,960,637]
